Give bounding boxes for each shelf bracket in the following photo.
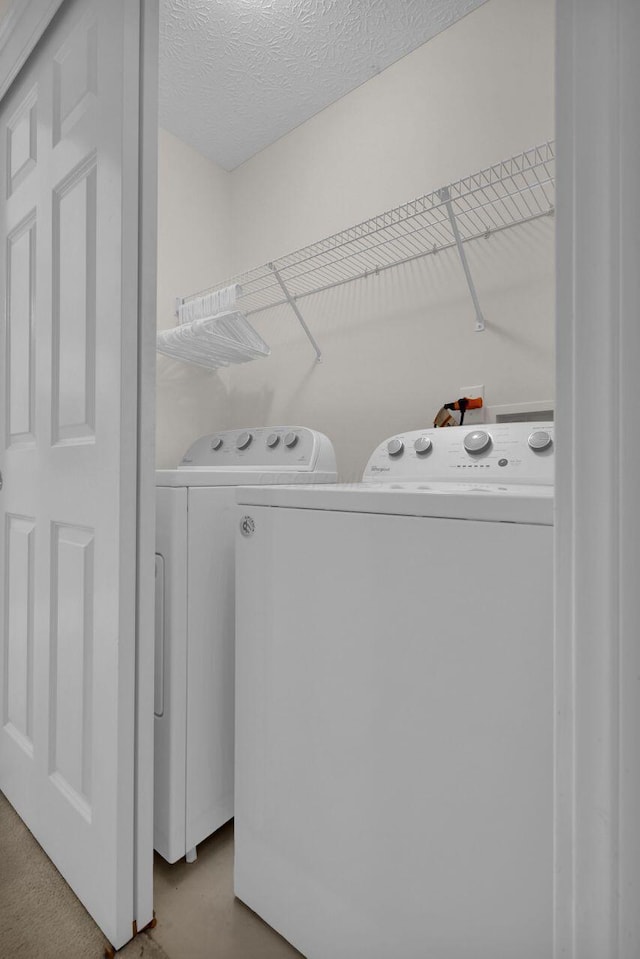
[269,263,322,361]
[438,187,485,332]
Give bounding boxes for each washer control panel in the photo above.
[364,423,554,485]
[179,426,336,473]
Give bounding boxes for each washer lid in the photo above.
[235,482,554,525]
[156,469,337,488]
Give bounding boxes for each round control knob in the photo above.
[284,432,299,449]
[528,429,552,452]
[210,437,223,451]
[236,431,253,450]
[266,433,280,448]
[464,430,492,454]
[414,437,432,455]
[387,438,404,457]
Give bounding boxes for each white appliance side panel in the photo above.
[154,487,188,863]
[185,487,236,849]
[235,507,553,959]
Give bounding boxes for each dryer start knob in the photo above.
[210,437,223,451]
[414,437,432,455]
[464,430,492,454]
[237,431,253,450]
[284,432,299,448]
[387,439,404,457]
[528,429,553,451]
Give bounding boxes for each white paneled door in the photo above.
[0,0,154,949]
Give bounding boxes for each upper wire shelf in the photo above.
[177,140,555,357]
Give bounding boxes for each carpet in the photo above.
[0,791,170,958]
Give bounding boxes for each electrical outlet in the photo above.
[459,385,485,425]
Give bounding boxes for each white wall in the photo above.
[157,0,555,478]
[156,128,231,467]
[229,0,554,269]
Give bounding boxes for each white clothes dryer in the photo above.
[235,423,554,959]
[154,427,336,864]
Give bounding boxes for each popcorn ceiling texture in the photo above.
[159,0,489,171]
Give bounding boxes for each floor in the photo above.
[153,822,303,959]
[0,790,302,958]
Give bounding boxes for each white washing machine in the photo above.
[154,426,336,864]
[235,423,554,959]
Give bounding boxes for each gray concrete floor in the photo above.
[0,789,302,958]
[153,822,304,959]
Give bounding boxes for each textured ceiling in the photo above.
[159,0,488,171]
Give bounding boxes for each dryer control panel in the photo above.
[179,427,337,473]
[363,423,554,486]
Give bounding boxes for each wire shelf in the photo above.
[182,141,554,313]
[174,140,555,356]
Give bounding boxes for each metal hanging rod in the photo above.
[179,140,555,350]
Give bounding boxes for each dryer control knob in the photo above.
[266,433,280,448]
[387,439,404,457]
[210,437,223,451]
[528,429,553,451]
[464,430,492,454]
[237,431,253,450]
[284,432,299,448]
[414,437,432,455]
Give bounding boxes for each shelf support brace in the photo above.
[438,187,485,332]
[269,263,322,361]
